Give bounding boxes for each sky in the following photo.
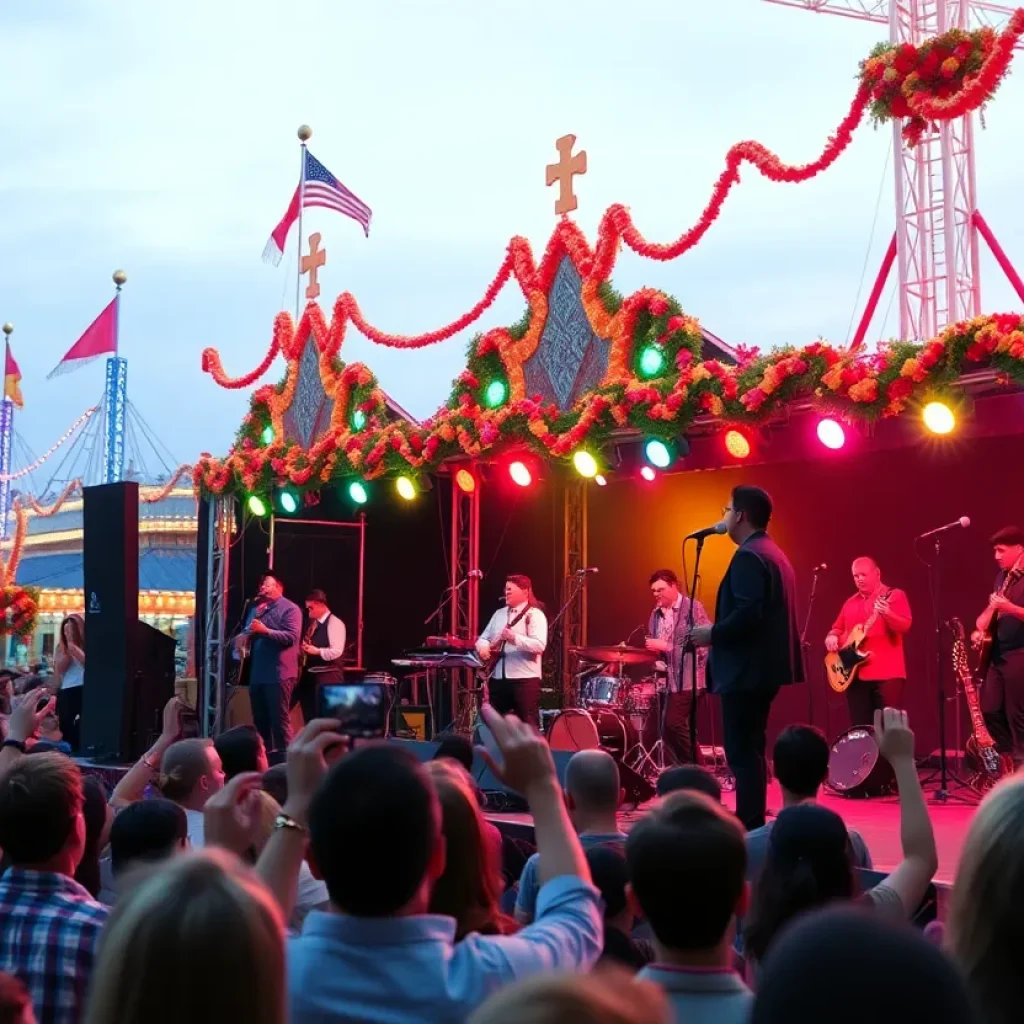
[2,0,1023,482]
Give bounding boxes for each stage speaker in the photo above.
[81,483,177,762]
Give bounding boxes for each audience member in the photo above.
[52,615,85,752]
[585,845,651,971]
[468,969,671,1024]
[745,709,937,967]
[84,849,286,1024]
[0,971,35,1024]
[0,752,108,1024]
[948,772,1024,1024]
[261,763,289,806]
[73,776,112,899]
[107,799,189,887]
[109,697,185,810]
[628,791,752,1024]
[433,734,475,775]
[275,710,602,1023]
[215,725,269,780]
[746,724,870,878]
[515,748,625,924]
[153,739,226,846]
[752,907,975,1024]
[424,759,516,940]
[655,765,722,802]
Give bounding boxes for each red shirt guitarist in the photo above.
[826,556,912,728]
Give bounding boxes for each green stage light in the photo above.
[261,425,274,445]
[644,438,674,469]
[484,379,508,409]
[351,409,367,431]
[348,481,369,505]
[247,494,268,517]
[278,489,299,514]
[638,345,665,378]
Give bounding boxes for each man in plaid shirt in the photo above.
[0,747,108,1024]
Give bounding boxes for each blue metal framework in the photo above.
[103,356,128,483]
[0,397,12,540]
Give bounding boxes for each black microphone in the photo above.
[813,563,828,573]
[574,567,600,575]
[686,522,728,541]
[467,569,483,580]
[917,516,970,539]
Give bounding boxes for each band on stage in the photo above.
[228,500,1024,823]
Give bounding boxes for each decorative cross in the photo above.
[301,232,327,300]
[545,134,587,216]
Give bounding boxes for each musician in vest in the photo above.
[825,556,912,728]
[475,575,548,729]
[974,526,1024,765]
[292,589,347,726]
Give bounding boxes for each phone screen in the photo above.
[316,683,388,738]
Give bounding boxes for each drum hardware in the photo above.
[826,726,896,798]
[581,675,628,709]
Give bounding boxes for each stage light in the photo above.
[351,409,367,431]
[508,460,533,487]
[277,489,300,514]
[638,344,665,378]
[816,418,846,450]
[348,481,369,505]
[572,450,599,478]
[484,379,508,409]
[395,476,417,501]
[724,430,751,459]
[640,466,657,482]
[923,400,956,435]
[247,494,268,517]
[260,425,274,445]
[595,474,608,487]
[644,439,674,469]
[454,468,476,494]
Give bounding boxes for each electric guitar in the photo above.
[949,617,1013,790]
[824,589,893,693]
[476,605,532,684]
[975,563,1024,680]
[297,617,318,676]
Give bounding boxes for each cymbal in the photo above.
[571,644,656,664]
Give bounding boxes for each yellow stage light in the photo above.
[922,401,956,435]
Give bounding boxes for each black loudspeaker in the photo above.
[81,483,177,762]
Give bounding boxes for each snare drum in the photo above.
[581,676,626,708]
[547,708,637,760]
[827,726,895,798]
[625,678,659,713]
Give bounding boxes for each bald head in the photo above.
[564,749,621,815]
[851,557,881,596]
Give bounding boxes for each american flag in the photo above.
[263,149,372,265]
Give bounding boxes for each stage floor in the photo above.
[489,778,976,888]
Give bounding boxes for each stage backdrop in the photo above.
[586,429,1023,757]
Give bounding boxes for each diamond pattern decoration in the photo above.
[285,338,327,448]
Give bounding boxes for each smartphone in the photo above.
[316,683,388,738]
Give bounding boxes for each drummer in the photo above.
[645,569,712,765]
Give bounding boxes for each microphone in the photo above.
[686,522,728,541]
[813,563,828,573]
[574,567,600,575]
[917,516,970,540]
[622,623,646,646]
[467,569,483,580]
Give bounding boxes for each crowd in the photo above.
[0,681,1020,1024]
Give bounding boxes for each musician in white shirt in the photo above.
[292,589,347,725]
[475,575,548,729]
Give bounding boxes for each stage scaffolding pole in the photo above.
[201,495,234,738]
[449,468,480,733]
[561,477,587,707]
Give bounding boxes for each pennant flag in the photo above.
[47,297,118,379]
[4,342,23,408]
[263,149,372,265]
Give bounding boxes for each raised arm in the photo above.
[710,550,768,646]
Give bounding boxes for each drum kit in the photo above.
[545,643,669,785]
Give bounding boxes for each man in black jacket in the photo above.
[688,485,804,830]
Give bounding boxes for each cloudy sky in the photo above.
[2,0,1023,481]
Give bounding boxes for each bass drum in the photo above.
[547,708,637,760]
[827,726,895,798]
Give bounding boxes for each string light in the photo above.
[0,407,99,482]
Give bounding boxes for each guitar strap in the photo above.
[497,605,532,681]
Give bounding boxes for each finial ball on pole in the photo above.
[297,124,312,142]
[1,323,12,337]
[112,269,128,287]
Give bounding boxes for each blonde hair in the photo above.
[948,773,1024,1024]
[468,969,670,1024]
[84,848,286,1024]
[157,739,215,803]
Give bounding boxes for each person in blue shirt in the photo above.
[264,710,603,1024]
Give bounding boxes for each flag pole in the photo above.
[0,323,14,542]
[296,124,311,320]
[103,270,129,484]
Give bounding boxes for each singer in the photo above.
[645,569,711,764]
[825,557,912,727]
[687,485,804,830]
[475,575,548,728]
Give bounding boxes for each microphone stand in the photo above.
[424,577,470,632]
[682,534,708,768]
[800,566,823,733]
[549,573,589,706]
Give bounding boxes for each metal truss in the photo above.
[449,471,480,733]
[561,478,588,707]
[200,495,234,737]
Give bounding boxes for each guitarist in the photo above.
[291,589,347,727]
[475,575,548,729]
[975,526,1024,766]
[825,556,912,728]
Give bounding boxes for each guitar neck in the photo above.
[861,589,893,634]
[956,642,997,747]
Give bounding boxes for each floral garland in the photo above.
[0,586,38,640]
[860,12,1024,146]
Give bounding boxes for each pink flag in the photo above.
[47,297,119,379]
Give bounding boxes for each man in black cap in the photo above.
[292,589,346,726]
[975,526,1024,765]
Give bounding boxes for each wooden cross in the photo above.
[545,134,587,216]
[301,232,327,300]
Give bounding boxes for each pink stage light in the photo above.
[640,466,657,482]
[508,460,533,487]
[816,418,846,450]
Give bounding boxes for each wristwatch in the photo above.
[274,813,307,835]
[1,738,26,753]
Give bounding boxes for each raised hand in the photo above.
[8,687,57,743]
[875,707,915,764]
[476,704,555,797]
[203,772,264,854]
[283,718,346,824]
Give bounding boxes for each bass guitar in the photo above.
[949,617,1013,790]
[975,563,1024,680]
[476,605,532,684]
[825,589,893,693]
